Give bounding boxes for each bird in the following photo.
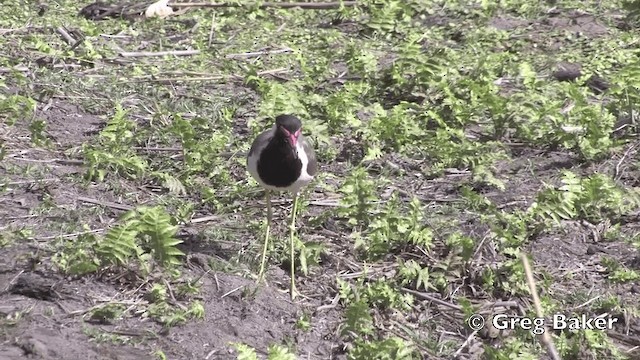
[246,114,317,300]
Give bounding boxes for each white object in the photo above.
[145,0,174,18]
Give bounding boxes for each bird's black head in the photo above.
[275,114,302,133]
[275,114,302,148]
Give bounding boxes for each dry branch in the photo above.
[0,178,59,187]
[220,285,244,298]
[31,228,106,242]
[208,12,217,47]
[7,157,84,166]
[77,196,135,212]
[168,1,358,9]
[614,143,638,180]
[56,26,76,45]
[0,26,47,35]
[133,146,182,152]
[521,254,561,360]
[226,47,293,59]
[80,0,358,21]
[188,215,221,224]
[119,49,201,58]
[315,293,340,312]
[308,199,340,207]
[127,67,289,83]
[400,287,462,311]
[453,329,480,358]
[129,75,226,83]
[0,66,30,73]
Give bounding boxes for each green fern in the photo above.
[232,343,258,360]
[342,299,375,337]
[96,218,140,266]
[57,206,185,274]
[267,345,296,360]
[153,172,187,195]
[83,103,148,181]
[339,166,379,227]
[529,171,640,224]
[137,206,185,267]
[349,336,416,360]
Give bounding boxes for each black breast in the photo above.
[257,137,302,188]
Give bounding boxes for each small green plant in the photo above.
[89,303,125,324]
[154,350,167,360]
[349,336,416,360]
[146,283,168,303]
[84,104,147,181]
[54,206,184,275]
[159,300,205,327]
[362,279,413,311]
[339,166,379,228]
[295,313,311,332]
[297,240,325,276]
[342,299,375,337]
[232,343,258,360]
[0,82,36,126]
[353,192,433,259]
[530,171,640,224]
[231,342,297,360]
[601,257,640,283]
[267,344,296,360]
[445,232,475,262]
[28,118,51,147]
[397,259,430,290]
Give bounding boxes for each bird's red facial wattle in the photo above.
[280,127,301,148]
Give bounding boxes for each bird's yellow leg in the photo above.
[289,192,299,300]
[257,190,272,284]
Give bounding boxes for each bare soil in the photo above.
[1,2,639,360]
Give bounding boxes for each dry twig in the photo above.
[614,143,638,180]
[220,285,244,299]
[77,196,135,212]
[30,228,106,242]
[119,49,200,58]
[169,1,358,10]
[0,66,30,73]
[0,178,59,187]
[226,47,293,59]
[521,254,561,360]
[56,26,75,44]
[208,12,216,47]
[127,67,289,83]
[188,215,221,224]
[7,157,83,166]
[400,287,462,311]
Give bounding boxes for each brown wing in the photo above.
[301,135,318,176]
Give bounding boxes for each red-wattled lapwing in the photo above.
[247,114,317,300]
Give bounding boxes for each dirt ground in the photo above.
[1,2,640,360]
[0,98,342,359]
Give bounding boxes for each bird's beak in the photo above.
[289,130,301,147]
[282,128,301,148]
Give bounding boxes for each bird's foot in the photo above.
[290,285,298,301]
[278,286,299,301]
[255,269,270,285]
